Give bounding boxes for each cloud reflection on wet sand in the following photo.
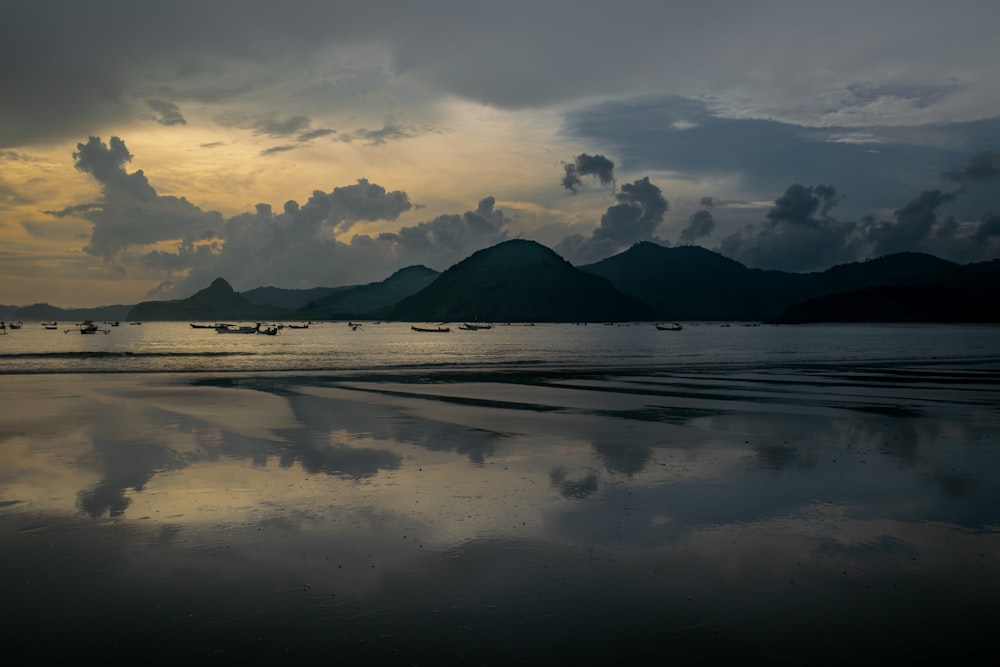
[1,366,998,663]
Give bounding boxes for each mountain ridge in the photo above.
[5,241,998,323]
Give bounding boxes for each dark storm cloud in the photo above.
[43,134,519,296]
[972,214,1000,242]
[861,189,959,256]
[376,196,508,255]
[595,177,668,243]
[943,150,1000,183]
[44,136,224,261]
[158,192,499,297]
[561,153,616,193]
[680,209,715,242]
[555,177,669,264]
[4,2,998,151]
[767,184,841,223]
[150,176,420,296]
[717,184,864,271]
[715,162,999,271]
[563,95,1000,220]
[145,99,186,126]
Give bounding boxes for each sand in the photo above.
[1,365,998,663]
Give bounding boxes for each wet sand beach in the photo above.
[2,363,999,664]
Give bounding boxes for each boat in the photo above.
[257,325,279,335]
[411,325,450,333]
[8,321,22,330]
[286,323,309,329]
[459,323,493,330]
[655,323,683,331]
[189,323,218,329]
[66,320,111,334]
[215,323,261,334]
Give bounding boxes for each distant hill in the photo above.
[7,242,999,324]
[126,278,281,321]
[796,252,968,298]
[580,242,1000,322]
[390,239,652,322]
[773,284,1000,324]
[298,265,439,318]
[7,302,133,322]
[580,242,807,320]
[243,285,341,311]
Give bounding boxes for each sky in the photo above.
[2,0,999,307]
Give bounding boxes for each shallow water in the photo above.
[2,320,999,373]
[1,325,999,663]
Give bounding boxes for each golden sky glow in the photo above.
[2,1,999,307]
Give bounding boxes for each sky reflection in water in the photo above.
[1,364,999,663]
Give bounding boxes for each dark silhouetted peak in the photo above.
[805,252,965,297]
[391,239,650,322]
[207,277,234,292]
[301,265,440,317]
[383,265,439,286]
[187,278,243,308]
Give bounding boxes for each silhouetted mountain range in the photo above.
[0,302,132,322]
[5,241,999,323]
[127,277,280,321]
[580,242,1000,322]
[301,265,439,318]
[390,240,651,322]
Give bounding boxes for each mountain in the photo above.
[580,242,1000,322]
[580,242,807,320]
[795,252,969,298]
[390,239,652,322]
[774,284,1000,324]
[8,243,998,324]
[126,278,281,321]
[6,302,133,322]
[772,253,1000,323]
[243,285,341,311]
[298,265,439,318]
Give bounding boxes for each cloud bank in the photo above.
[39,135,1000,302]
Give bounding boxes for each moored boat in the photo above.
[215,323,260,334]
[66,320,111,334]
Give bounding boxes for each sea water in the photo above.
[2,320,999,663]
[2,321,998,374]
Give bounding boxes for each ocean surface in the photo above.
[2,321,999,663]
[3,320,1000,374]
